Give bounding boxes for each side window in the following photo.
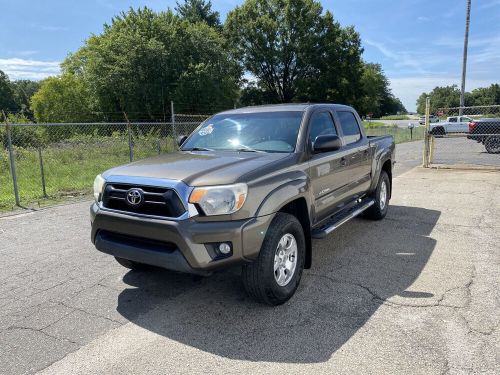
[449,117,457,122]
[337,111,361,145]
[308,112,337,145]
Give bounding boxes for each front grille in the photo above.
[102,183,186,218]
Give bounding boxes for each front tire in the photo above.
[242,213,305,306]
[365,170,390,220]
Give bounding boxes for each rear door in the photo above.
[334,110,372,200]
[307,110,349,223]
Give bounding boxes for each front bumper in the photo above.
[90,203,273,275]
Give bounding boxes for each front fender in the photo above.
[256,177,312,217]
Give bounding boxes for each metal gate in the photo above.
[423,101,500,168]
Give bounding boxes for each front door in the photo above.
[307,111,350,224]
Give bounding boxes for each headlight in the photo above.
[93,174,106,202]
[189,183,247,216]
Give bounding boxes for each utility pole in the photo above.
[459,0,472,116]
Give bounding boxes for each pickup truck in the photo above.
[429,116,473,135]
[468,118,500,154]
[90,104,395,305]
[419,114,439,125]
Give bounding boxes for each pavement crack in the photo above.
[7,325,78,345]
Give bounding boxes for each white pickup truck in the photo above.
[429,116,473,135]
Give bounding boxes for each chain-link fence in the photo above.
[1,107,425,212]
[0,112,210,212]
[423,103,500,168]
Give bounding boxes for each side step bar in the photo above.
[311,198,375,239]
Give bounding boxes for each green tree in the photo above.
[416,85,461,114]
[62,7,239,119]
[10,80,40,115]
[470,84,500,106]
[0,70,16,112]
[175,0,221,28]
[31,74,96,123]
[225,0,325,102]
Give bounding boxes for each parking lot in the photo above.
[1,144,499,374]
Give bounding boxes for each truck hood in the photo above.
[102,151,292,186]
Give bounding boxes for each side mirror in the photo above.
[177,135,188,147]
[313,134,342,153]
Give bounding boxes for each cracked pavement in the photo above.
[1,164,499,374]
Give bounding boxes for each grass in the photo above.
[362,121,394,129]
[0,127,424,212]
[379,115,411,120]
[0,135,177,212]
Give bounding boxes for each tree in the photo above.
[296,20,364,105]
[10,80,40,115]
[31,74,96,123]
[175,0,221,28]
[416,85,461,114]
[0,70,16,112]
[470,84,500,106]
[225,0,326,103]
[61,7,239,119]
[416,84,500,114]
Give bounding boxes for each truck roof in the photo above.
[219,103,354,115]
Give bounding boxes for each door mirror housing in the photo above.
[177,135,188,147]
[313,134,342,153]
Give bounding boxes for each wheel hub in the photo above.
[379,180,387,210]
[274,233,298,287]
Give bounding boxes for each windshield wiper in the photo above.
[233,148,265,153]
[184,147,214,152]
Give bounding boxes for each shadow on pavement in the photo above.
[116,205,440,363]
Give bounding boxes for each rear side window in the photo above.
[308,111,337,145]
[449,117,457,122]
[337,111,361,145]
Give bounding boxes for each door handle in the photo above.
[340,157,347,167]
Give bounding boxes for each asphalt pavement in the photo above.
[0,142,498,374]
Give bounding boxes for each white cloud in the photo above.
[0,58,60,80]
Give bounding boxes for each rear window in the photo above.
[337,111,361,145]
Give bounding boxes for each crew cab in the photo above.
[90,104,395,305]
[429,116,473,135]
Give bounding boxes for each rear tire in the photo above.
[430,126,445,137]
[365,170,390,220]
[242,213,305,306]
[114,256,148,270]
[484,136,500,154]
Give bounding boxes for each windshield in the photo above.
[181,111,304,153]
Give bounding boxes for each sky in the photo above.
[1,0,499,111]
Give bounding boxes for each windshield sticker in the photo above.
[198,124,214,136]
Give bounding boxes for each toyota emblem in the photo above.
[126,188,143,206]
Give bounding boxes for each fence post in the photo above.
[422,97,431,167]
[38,147,48,198]
[2,111,21,206]
[171,101,177,140]
[123,112,134,162]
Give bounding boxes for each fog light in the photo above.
[219,242,231,255]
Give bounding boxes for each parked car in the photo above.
[429,116,473,135]
[419,115,440,125]
[468,118,500,154]
[90,104,395,305]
